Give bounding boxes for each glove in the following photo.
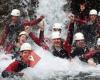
[2,70,24,78]
[24,25,31,34]
[10,72,24,78]
[15,73,24,77]
[2,71,10,78]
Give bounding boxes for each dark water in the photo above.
[39,73,100,80]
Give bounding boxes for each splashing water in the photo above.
[36,0,69,39]
[22,0,100,79]
[0,0,100,80]
[20,48,100,80]
[36,0,67,25]
[0,48,100,80]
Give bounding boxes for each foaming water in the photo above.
[35,0,68,40]
[21,48,100,80]
[36,0,67,25]
[0,48,100,80]
[0,51,15,77]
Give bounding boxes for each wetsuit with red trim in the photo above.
[66,18,87,45]
[0,16,44,46]
[2,51,41,78]
[71,45,89,62]
[31,26,73,58]
[29,31,49,50]
[29,30,72,59]
[5,30,48,54]
[51,40,72,59]
[2,60,28,78]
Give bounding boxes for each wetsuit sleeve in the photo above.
[5,43,14,54]
[84,50,96,60]
[29,32,42,46]
[30,16,44,26]
[0,24,9,45]
[66,23,74,45]
[39,30,44,42]
[23,16,44,26]
[2,60,20,78]
[71,47,83,58]
[63,40,73,55]
[29,32,49,50]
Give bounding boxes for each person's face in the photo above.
[52,38,61,47]
[53,28,61,33]
[11,16,19,23]
[21,50,31,62]
[80,4,86,11]
[19,35,27,45]
[76,40,86,48]
[89,15,97,22]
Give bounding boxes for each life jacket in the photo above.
[1,60,28,78]
[26,51,41,68]
[71,46,89,58]
[8,22,24,42]
[4,60,28,73]
[52,41,70,59]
